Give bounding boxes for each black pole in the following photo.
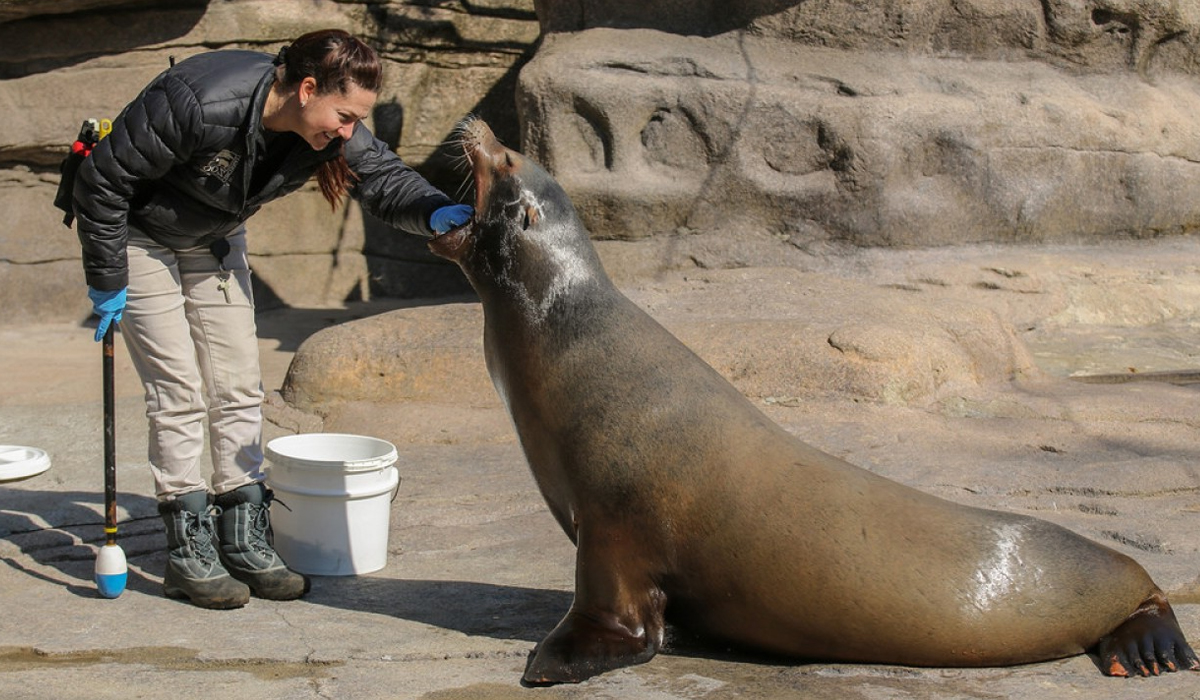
[103,324,117,547]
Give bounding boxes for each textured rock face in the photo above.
[0,0,538,323]
[517,28,1200,255]
[519,1,1200,263]
[533,0,1200,76]
[7,0,1200,326]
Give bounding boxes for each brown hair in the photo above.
[276,29,383,209]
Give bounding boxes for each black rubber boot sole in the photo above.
[224,563,311,601]
[163,567,251,609]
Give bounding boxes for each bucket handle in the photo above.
[391,474,403,504]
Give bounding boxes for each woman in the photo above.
[73,29,473,609]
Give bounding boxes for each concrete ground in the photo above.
[2,240,1200,699]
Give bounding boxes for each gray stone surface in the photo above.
[4,6,1200,693]
[518,28,1200,254]
[9,0,1200,328]
[533,0,1200,75]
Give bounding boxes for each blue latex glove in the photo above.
[429,204,473,234]
[88,286,126,342]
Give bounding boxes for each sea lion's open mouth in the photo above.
[434,217,474,242]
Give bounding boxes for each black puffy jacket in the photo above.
[74,50,455,291]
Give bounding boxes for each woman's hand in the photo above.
[430,204,473,234]
[87,287,127,342]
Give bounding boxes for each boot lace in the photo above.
[185,508,221,566]
[245,495,275,556]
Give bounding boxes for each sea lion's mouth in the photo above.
[434,217,474,241]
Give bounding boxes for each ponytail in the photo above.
[317,156,357,211]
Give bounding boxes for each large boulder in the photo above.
[280,267,1039,414]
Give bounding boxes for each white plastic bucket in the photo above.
[264,433,400,576]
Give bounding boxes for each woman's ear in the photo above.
[299,77,318,106]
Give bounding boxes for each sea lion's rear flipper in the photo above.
[1095,593,1200,676]
[522,525,666,685]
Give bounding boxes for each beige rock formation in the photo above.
[0,0,538,323]
[6,1,1200,423]
[517,1,1200,265]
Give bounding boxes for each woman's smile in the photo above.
[299,82,376,150]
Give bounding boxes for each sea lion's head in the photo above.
[429,117,601,310]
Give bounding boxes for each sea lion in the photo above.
[428,117,1199,685]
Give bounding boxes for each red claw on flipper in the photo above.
[1095,595,1200,677]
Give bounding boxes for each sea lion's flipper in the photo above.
[522,606,661,685]
[1095,593,1200,676]
[522,525,666,685]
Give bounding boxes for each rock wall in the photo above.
[533,0,1200,75]
[7,0,1200,325]
[521,0,1200,275]
[0,0,538,324]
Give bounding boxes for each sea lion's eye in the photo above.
[522,206,539,230]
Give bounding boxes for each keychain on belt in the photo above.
[210,238,233,304]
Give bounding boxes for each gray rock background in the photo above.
[5,0,1200,324]
[519,1,1200,276]
[0,0,539,323]
[534,0,1200,73]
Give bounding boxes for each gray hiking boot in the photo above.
[214,482,310,600]
[158,490,251,609]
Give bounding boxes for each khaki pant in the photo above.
[122,227,264,500]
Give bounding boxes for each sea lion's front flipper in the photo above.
[1095,592,1200,676]
[522,606,659,685]
[523,525,666,685]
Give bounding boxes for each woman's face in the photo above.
[297,77,377,150]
